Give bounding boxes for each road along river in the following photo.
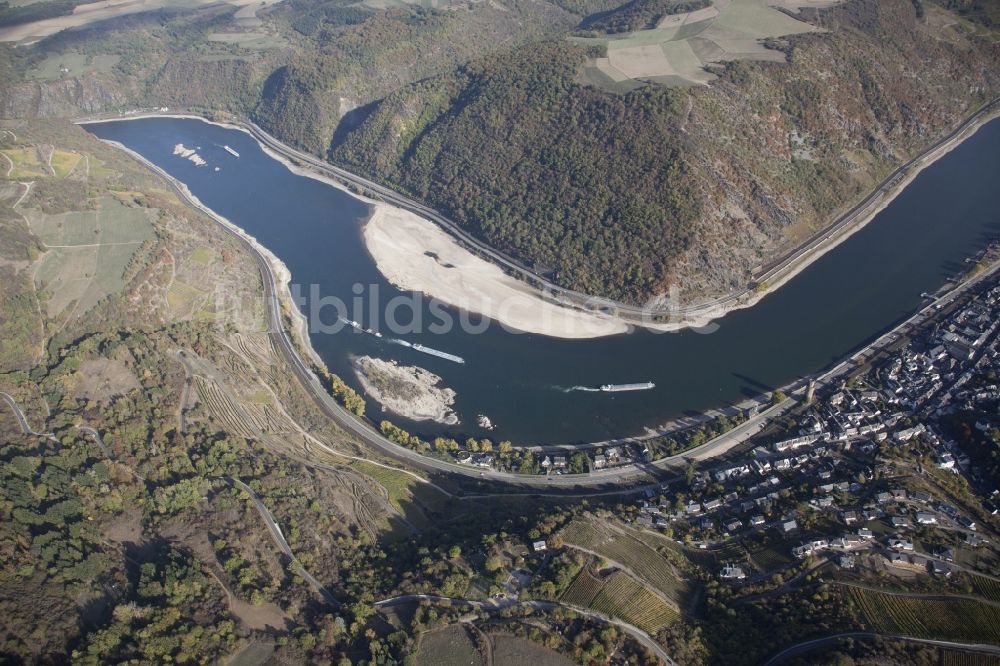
[84,116,1000,446]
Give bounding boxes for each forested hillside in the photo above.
[334,41,699,300]
[0,0,998,302]
[332,0,1000,302]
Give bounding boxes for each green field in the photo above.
[351,460,449,529]
[573,0,825,89]
[49,150,81,178]
[30,195,154,317]
[2,147,48,179]
[26,53,120,82]
[560,518,691,606]
[848,586,1000,643]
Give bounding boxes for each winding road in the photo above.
[227,476,341,609]
[1,391,55,440]
[763,632,1000,665]
[375,594,676,665]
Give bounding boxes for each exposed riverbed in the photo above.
[85,116,1000,445]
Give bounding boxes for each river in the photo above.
[85,117,1000,445]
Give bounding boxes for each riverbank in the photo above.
[77,103,998,338]
[353,355,459,425]
[85,136,327,373]
[79,114,630,339]
[363,204,629,338]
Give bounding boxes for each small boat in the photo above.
[223,145,240,158]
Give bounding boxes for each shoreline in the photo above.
[78,101,999,337]
[75,117,1000,479]
[363,204,630,338]
[86,137,327,372]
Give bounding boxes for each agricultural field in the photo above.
[847,586,1000,643]
[25,53,120,82]
[559,517,691,606]
[49,150,81,178]
[413,624,485,666]
[942,651,1000,666]
[749,543,794,570]
[206,31,288,50]
[350,459,449,529]
[967,574,1000,603]
[2,147,49,179]
[562,567,678,634]
[489,634,576,666]
[573,0,839,90]
[28,195,154,319]
[0,0,288,43]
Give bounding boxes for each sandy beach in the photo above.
[362,205,630,339]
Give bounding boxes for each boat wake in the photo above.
[557,385,601,393]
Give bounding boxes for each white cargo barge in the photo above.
[599,382,655,392]
[412,343,465,365]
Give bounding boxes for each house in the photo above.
[532,540,547,552]
[915,512,937,525]
[876,492,893,504]
[685,502,703,515]
[703,498,723,511]
[958,516,977,530]
[931,560,953,577]
[552,456,567,469]
[750,515,766,526]
[839,554,856,569]
[725,520,743,532]
[720,565,746,580]
[891,516,909,528]
[935,548,955,562]
[593,455,607,470]
[911,490,932,504]
[842,510,859,525]
[782,520,799,533]
[936,453,956,469]
[888,539,914,552]
[472,454,494,468]
[886,552,923,571]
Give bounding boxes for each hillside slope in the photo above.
[332,0,1000,302]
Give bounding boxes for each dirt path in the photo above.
[12,181,32,208]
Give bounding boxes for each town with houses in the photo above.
[618,271,1000,585]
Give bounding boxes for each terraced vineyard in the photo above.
[561,567,678,634]
[560,518,690,606]
[561,568,603,607]
[942,651,1000,666]
[968,574,1000,603]
[847,587,1000,643]
[195,376,258,438]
